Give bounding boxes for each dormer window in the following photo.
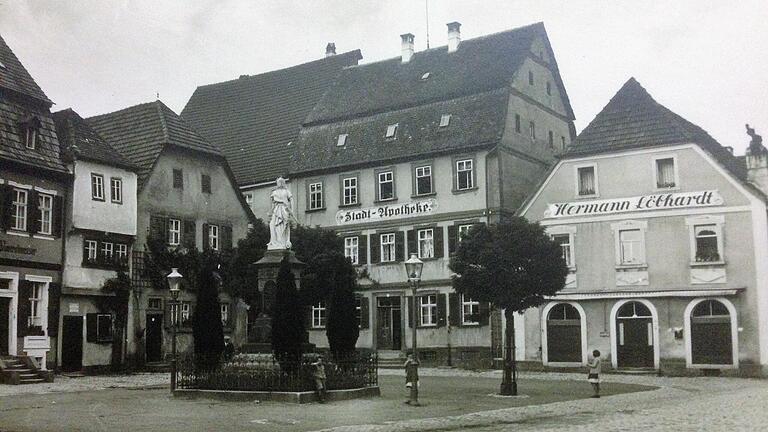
[0,59,5,68]
[337,134,348,147]
[528,71,534,85]
[439,114,451,127]
[385,124,398,139]
[421,72,431,80]
[19,115,42,150]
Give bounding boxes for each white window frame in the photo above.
[457,224,473,243]
[574,163,599,197]
[220,303,229,326]
[12,188,28,231]
[529,121,536,140]
[461,294,479,325]
[116,243,128,263]
[181,302,191,326]
[29,282,44,327]
[546,225,577,271]
[343,176,358,205]
[25,127,38,150]
[439,114,451,127]
[101,242,114,261]
[686,215,725,265]
[377,171,394,201]
[344,236,359,265]
[652,155,679,190]
[308,182,324,210]
[385,123,398,139]
[415,165,433,196]
[170,303,180,325]
[85,240,98,262]
[380,233,396,263]
[456,159,474,190]
[419,294,437,327]
[37,193,53,235]
[209,224,220,251]
[168,219,181,246]
[312,302,327,328]
[110,177,123,203]
[611,220,648,267]
[91,174,104,200]
[417,228,434,259]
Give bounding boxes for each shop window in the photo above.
[690,299,733,365]
[415,165,433,196]
[546,303,582,363]
[91,174,104,201]
[312,302,327,328]
[344,236,359,265]
[419,294,437,326]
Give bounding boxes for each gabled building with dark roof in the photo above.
[52,108,139,371]
[181,48,363,218]
[288,22,575,366]
[86,100,254,364]
[0,33,68,376]
[520,78,768,376]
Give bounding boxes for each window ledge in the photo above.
[615,264,648,271]
[690,261,726,267]
[310,327,326,331]
[33,235,54,241]
[339,202,362,208]
[374,198,398,204]
[461,322,480,327]
[417,325,438,329]
[654,186,680,192]
[575,193,599,200]
[452,187,478,195]
[412,192,437,199]
[6,230,30,238]
[305,207,326,213]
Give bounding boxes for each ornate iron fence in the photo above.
[176,351,378,392]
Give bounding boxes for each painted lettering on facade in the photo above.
[336,199,437,225]
[544,190,723,219]
[0,240,36,256]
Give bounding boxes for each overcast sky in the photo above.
[1,0,766,154]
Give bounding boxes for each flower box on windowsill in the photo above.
[690,260,726,267]
[615,263,648,271]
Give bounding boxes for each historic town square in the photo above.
[1,1,767,430]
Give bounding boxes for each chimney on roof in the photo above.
[447,22,461,52]
[401,33,415,63]
[325,43,336,57]
[745,124,768,194]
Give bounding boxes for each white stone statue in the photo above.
[268,177,296,250]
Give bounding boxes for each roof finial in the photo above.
[746,123,764,153]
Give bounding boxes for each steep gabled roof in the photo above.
[568,78,747,180]
[0,34,52,104]
[181,50,363,186]
[52,108,136,170]
[87,100,221,187]
[304,22,574,126]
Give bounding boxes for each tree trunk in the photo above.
[499,307,517,395]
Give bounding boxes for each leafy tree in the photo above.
[192,253,225,369]
[223,220,270,303]
[449,217,568,395]
[99,271,131,370]
[271,256,306,366]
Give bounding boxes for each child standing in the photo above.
[404,354,419,391]
[311,356,327,403]
[587,349,601,398]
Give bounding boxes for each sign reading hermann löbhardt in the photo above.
[336,199,437,225]
[544,190,723,219]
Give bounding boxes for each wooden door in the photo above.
[146,313,163,362]
[0,297,9,355]
[377,304,393,350]
[617,318,654,368]
[61,316,83,371]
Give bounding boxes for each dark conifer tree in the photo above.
[192,255,225,368]
[271,256,306,365]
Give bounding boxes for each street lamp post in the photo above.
[404,253,424,406]
[167,268,183,394]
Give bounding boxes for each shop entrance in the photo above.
[616,301,654,368]
[61,316,83,371]
[690,300,733,365]
[376,297,402,350]
[0,297,9,355]
[145,313,163,363]
[546,303,582,363]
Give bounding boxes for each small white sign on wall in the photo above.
[69,303,79,313]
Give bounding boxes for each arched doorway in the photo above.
[687,299,735,366]
[615,301,654,368]
[545,303,583,364]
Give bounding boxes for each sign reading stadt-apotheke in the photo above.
[336,199,438,225]
[544,190,723,219]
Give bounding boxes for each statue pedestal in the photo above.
[249,249,314,352]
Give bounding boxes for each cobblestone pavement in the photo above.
[324,369,768,432]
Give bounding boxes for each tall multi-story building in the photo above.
[0,34,68,372]
[87,101,254,364]
[289,22,575,366]
[181,46,363,220]
[53,109,138,372]
[520,78,768,376]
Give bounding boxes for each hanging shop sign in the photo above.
[544,190,723,219]
[336,199,438,225]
